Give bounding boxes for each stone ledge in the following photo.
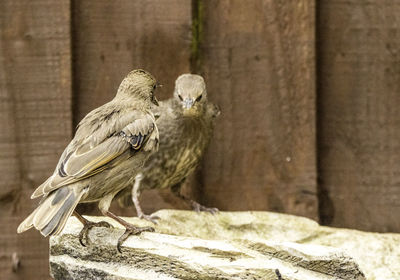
[49,210,400,280]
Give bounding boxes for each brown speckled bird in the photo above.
[118,73,220,223]
[18,69,160,251]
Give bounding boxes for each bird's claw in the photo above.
[78,220,113,247]
[206,207,220,215]
[139,213,161,224]
[191,201,219,215]
[117,225,155,253]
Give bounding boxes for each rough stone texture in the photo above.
[47,210,400,280]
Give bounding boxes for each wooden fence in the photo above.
[0,0,399,279]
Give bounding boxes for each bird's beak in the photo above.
[152,95,159,106]
[182,98,194,109]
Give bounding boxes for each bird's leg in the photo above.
[131,173,160,224]
[170,182,219,214]
[98,192,154,252]
[73,211,113,247]
[102,210,154,253]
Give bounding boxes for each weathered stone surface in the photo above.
[49,210,400,280]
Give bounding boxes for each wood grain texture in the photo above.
[318,1,400,232]
[199,0,318,219]
[72,0,192,215]
[72,0,192,123]
[0,0,72,279]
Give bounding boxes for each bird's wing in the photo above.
[31,112,157,199]
[207,103,221,119]
[152,99,169,120]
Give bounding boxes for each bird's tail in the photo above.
[17,186,85,237]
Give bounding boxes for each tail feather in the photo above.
[31,176,53,199]
[17,208,39,233]
[17,186,85,237]
[40,193,76,236]
[33,187,70,230]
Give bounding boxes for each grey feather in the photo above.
[51,187,69,206]
[41,191,76,237]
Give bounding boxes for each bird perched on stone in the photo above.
[17,69,160,251]
[117,73,220,223]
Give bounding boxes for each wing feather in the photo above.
[31,111,157,199]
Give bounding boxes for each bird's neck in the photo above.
[112,95,151,111]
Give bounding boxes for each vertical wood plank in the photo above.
[0,0,72,279]
[72,0,192,123]
[318,1,400,231]
[72,0,192,214]
[199,0,318,219]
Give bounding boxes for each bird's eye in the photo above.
[152,84,157,91]
[195,95,202,102]
[178,95,183,101]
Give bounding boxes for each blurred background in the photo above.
[1,0,399,279]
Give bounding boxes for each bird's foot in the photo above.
[138,213,161,224]
[191,200,219,214]
[117,224,154,253]
[79,220,113,247]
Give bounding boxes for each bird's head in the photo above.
[174,74,207,116]
[116,69,160,107]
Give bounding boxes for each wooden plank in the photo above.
[0,0,72,279]
[72,0,192,215]
[318,1,400,232]
[199,0,318,219]
[72,0,192,122]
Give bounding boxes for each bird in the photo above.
[17,69,160,251]
[117,73,220,223]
